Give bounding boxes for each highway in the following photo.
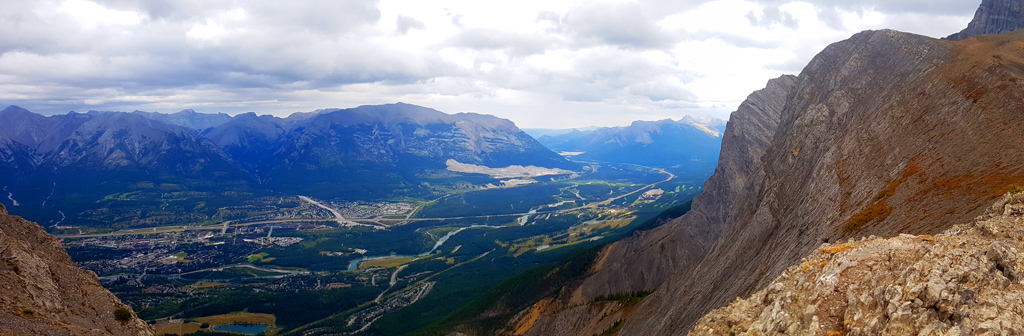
[299,195,384,229]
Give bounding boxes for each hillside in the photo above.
[482,8,1024,336]
[0,203,153,335]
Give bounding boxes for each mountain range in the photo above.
[0,103,574,226]
[531,116,725,168]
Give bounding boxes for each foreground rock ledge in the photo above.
[0,203,154,336]
[690,194,1024,335]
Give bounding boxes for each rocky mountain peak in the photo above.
[946,0,1024,40]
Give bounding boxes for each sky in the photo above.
[0,0,978,128]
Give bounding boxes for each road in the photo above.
[375,264,408,303]
[300,195,386,230]
[565,167,675,211]
[299,195,346,223]
[98,263,308,281]
[58,166,676,239]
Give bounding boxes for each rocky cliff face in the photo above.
[511,26,1024,336]
[691,193,1024,335]
[613,28,1024,336]
[0,203,153,335]
[577,75,797,301]
[947,0,1024,40]
[506,74,797,336]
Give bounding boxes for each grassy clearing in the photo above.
[509,217,635,256]
[194,311,276,326]
[359,256,418,269]
[185,281,227,289]
[154,322,202,335]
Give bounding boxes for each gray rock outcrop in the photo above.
[0,209,153,335]
[691,194,1024,335]
[946,0,1024,40]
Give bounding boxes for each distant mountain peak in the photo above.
[1,105,31,114]
[946,0,1024,40]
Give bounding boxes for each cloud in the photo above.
[0,0,980,128]
[553,2,681,50]
[443,29,552,57]
[396,15,426,34]
[747,6,799,29]
[816,7,846,30]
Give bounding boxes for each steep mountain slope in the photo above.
[0,109,255,227]
[0,203,153,335]
[280,103,570,170]
[691,194,1024,335]
[0,135,38,179]
[576,75,795,302]
[209,103,575,198]
[947,0,1024,40]
[504,25,1024,336]
[536,118,724,167]
[135,109,233,131]
[202,112,286,174]
[494,75,795,336]
[613,28,1024,336]
[43,112,242,178]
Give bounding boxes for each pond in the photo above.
[213,324,268,334]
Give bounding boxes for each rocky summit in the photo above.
[947,0,1024,40]
[691,193,1024,335]
[0,202,153,335]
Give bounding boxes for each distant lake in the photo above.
[213,324,268,334]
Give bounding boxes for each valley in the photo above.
[56,161,707,336]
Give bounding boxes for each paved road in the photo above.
[375,264,409,303]
[300,195,385,229]
[99,263,307,281]
[299,195,346,223]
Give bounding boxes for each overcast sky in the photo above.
[0,0,978,128]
